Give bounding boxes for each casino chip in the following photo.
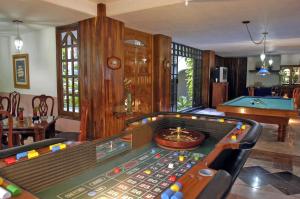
[87,191,97,197]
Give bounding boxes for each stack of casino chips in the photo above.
[161,182,183,199]
[0,177,22,199]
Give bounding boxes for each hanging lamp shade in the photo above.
[257,66,270,76]
[268,59,273,66]
[14,35,23,52]
[260,53,266,61]
[13,20,23,52]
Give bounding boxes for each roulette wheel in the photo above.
[155,127,205,150]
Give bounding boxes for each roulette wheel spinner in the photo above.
[155,127,205,150]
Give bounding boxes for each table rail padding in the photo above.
[127,112,262,149]
[196,170,232,199]
[0,138,67,159]
[0,142,96,193]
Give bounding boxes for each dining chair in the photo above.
[271,86,280,96]
[9,91,20,117]
[293,88,300,109]
[0,111,13,149]
[20,95,56,144]
[55,100,89,141]
[32,95,55,116]
[0,96,10,112]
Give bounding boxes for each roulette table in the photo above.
[0,112,262,199]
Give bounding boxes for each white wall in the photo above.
[0,28,80,132]
[280,54,300,65]
[246,55,281,87]
[0,36,11,90]
[0,27,57,96]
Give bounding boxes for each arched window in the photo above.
[56,24,80,119]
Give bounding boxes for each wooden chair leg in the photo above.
[13,134,21,146]
[20,134,28,145]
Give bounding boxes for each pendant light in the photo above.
[185,0,189,6]
[242,21,273,76]
[13,20,23,52]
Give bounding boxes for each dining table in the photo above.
[1,116,57,146]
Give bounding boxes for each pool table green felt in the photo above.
[223,96,295,110]
[36,138,218,199]
[217,96,298,142]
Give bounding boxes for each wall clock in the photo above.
[107,56,121,70]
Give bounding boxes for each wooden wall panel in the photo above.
[224,57,247,99]
[153,34,172,112]
[215,55,225,67]
[102,17,125,138]
[201,51,215,107]
[80,14,125,139]
[124,28,153,114]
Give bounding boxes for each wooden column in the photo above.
[201,50,216,107]
[79,4,125,139]
[153,34,172,112]
[97,3,106,17]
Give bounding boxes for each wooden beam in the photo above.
[201,50,215,107]
[153,34,172,112]
[97,3,106,17]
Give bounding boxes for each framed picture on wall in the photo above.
[12,54,30,89]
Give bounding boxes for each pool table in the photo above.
[0,113,261,199]
[217,96,299,142]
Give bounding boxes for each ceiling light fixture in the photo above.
[13,20,23,52]
[242,21,273,76]
[185,0,189,6]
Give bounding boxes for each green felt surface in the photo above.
[223,96,294,110]
[36,138,217,199]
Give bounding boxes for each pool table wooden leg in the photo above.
[278,124,287,142]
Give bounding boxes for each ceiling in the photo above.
[1,0,300,57]
[111,0,300,57]
[0,0,93,36]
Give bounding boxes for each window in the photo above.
[171,43,202,112]
[280,65,300,85]
[56,24,80,119]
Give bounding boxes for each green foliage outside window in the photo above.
[177,58,194,111]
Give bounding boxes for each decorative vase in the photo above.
[127,92,132,114]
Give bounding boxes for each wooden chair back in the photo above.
[271,86,281,96]
[0,111,13,149]
[79,100,88,141]
[9,91,20,117]
[293,88,300,108]
[248,87,255,96]
[32,95,55,116]
[0,96,10,112]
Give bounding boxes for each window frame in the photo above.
[171,42,202,112]
[56,23,80,120]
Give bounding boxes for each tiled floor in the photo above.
[194,108,300,198]
[226,114,300,198]
[254,119,300,157]
[228,158,300,199]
